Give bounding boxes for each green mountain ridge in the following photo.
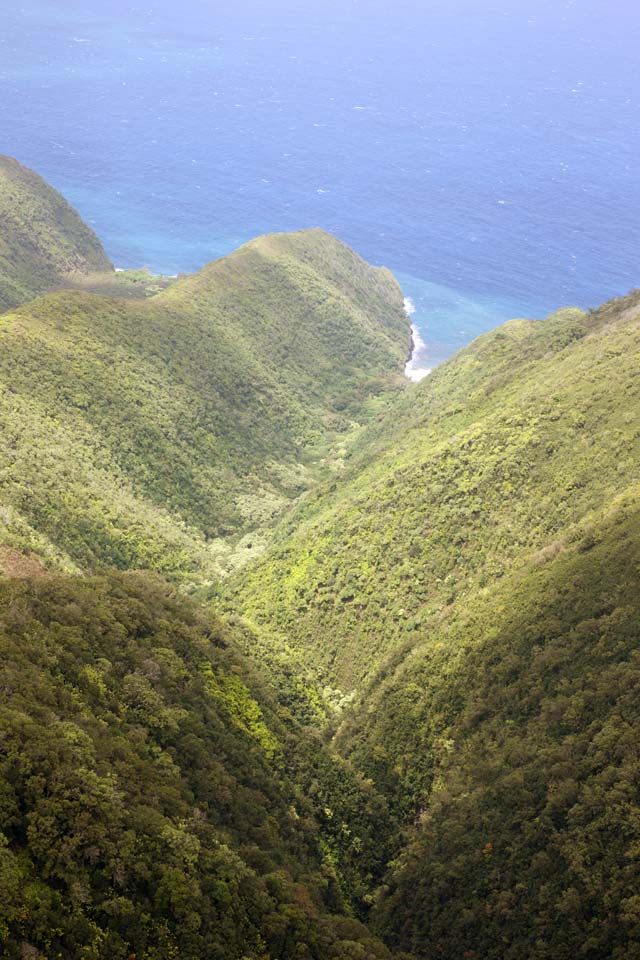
[0,156,114,309]
[230,290,640,957]
[233,295,639,688]
[0,210,408,581]
[1,160,640,960]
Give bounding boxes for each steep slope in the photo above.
[0,156,113,309]
[0,571,395,960]
[230,291,640,956]
[0,228,408,581]
[369,495,640,959]
[4,156,640,959]
[233,294,640,688]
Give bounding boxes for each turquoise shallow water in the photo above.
[2,0,639,365]
[397,273,541,370]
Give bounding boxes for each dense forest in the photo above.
[1,157,639,959]
[0,174,408,580]
[0,571,414,959]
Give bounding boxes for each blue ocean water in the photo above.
[2,0,639,367]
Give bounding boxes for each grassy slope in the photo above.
[0,228,408,582]
[0,156,113,309]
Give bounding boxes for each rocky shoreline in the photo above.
[403,298,431,382]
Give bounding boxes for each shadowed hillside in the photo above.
[230,290,640,957]
[368,495,640,959]
[0,572,397,960]
[0,156,113,309]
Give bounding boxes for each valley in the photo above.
[1,158,639,960]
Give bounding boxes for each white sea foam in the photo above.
[403,296,416,316]
[403,299,431,382]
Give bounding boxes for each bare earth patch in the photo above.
[0,548,47,578]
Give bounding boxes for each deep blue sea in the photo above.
[2,0,639,367]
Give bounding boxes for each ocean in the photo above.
[2,0,639,369]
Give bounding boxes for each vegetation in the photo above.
[0,572,397,960]
[0,156,113,309]
[0,226,408,581]
[65,267,179,300]
[233,297,640,688]
[2,160,640,958]
[231,291,640,956]
[370,495,640,959]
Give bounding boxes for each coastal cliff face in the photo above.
[1,162,640,960]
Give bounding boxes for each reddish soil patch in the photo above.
[0,548,47,578]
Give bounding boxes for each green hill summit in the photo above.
[0,175,409,581]
[0,155,113,309]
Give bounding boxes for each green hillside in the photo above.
[2,160,640,959]
[370,493,640,959]
[233,294,640,688]
[0,156,113,309]
[0,170,410,957]
[231,291,640,956]
[0,572,395,960]
[0,227,408,582]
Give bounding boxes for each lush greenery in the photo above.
[231,291,640,956]
[0,156,113,309]
[233,296,640,688]
[3,160,640,958]
[0,572,397,960]
[0,225,408,581]
[370,494,640,959]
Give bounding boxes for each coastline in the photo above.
[403,298,431,382]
